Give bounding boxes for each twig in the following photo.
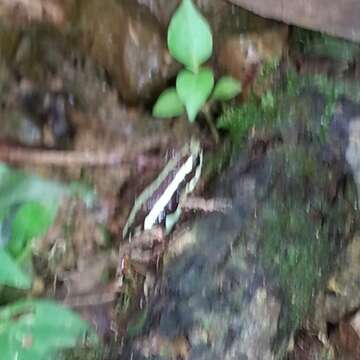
[0,146,124,166]
[0,135,169,167]
[181,196,232,213]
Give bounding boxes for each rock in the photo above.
[136,0,229,29]
[314,236,360,327]
[0,69,42,146]
[1,0,290,104]
[307,101,360,332]
[122,72,358,359]
[345,119,360,193]
[0,0,65,28]
[135,0,177,28]
[76,0,179,103]
[0,111,43,146]
[228,0,360,43]
[216,25,288,96]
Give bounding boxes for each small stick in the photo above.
[0,146,124,166]
[0,135,169,167]
[181,196,232,213]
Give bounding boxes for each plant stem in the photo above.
[202,104,219,144]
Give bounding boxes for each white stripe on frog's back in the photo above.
[122,155,180,239]
[144,149,202,231]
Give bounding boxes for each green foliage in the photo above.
[0,164,66,224]
[152,0,241,125]
[6,202,55,258]
[211,76,242,102]
[126,308,148,338]
[218,92,276,143]
[167,0,212,73]
[291,27,360,63]
[0,165,97,291]
[0,249,31,289]
[0,165,69,290]
[218,68,360,144]
[0,166,99,358]
[152,88,184,118]
[285,70,360,139]
[0,299,95,360]
[257,143,357,342]
[176,68,214,122]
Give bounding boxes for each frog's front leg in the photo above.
[118,225,165,266]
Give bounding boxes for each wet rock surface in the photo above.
[309,104,360,331]
[74,0,178,103]
[216,24,288,96]
[123,78,359,359]
[228,0,360,42]
[0,0,289,105]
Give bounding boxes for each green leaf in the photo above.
[0,164,69,257]
[0,164,67,218]
[152,88,185,118]
[6,202,56,258]
[176,67,214,122]
[0,331,12,359]
[0,166,98,289]
[211,76,242,101]
[0,249,31,289]
[168,0,213,72]
[0,300,96,360]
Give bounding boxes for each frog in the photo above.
[122,138,203,241]
[116,138,204,293]
[115,137,233,311]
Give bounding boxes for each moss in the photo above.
[202,139,233,184]
[254,58,281,94]
[259,59,280,80]
[218,68,359,342]
[258,144,357,344]
[291,27,360,63]
[126,308,148,337]
[217,92,277,144]
[216,55,281,145]
[261,201,326,330]
[219,68,360,145]
[114,269,148,339]
[290,72,360,139]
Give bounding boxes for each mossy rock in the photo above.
[124,69,359,359]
